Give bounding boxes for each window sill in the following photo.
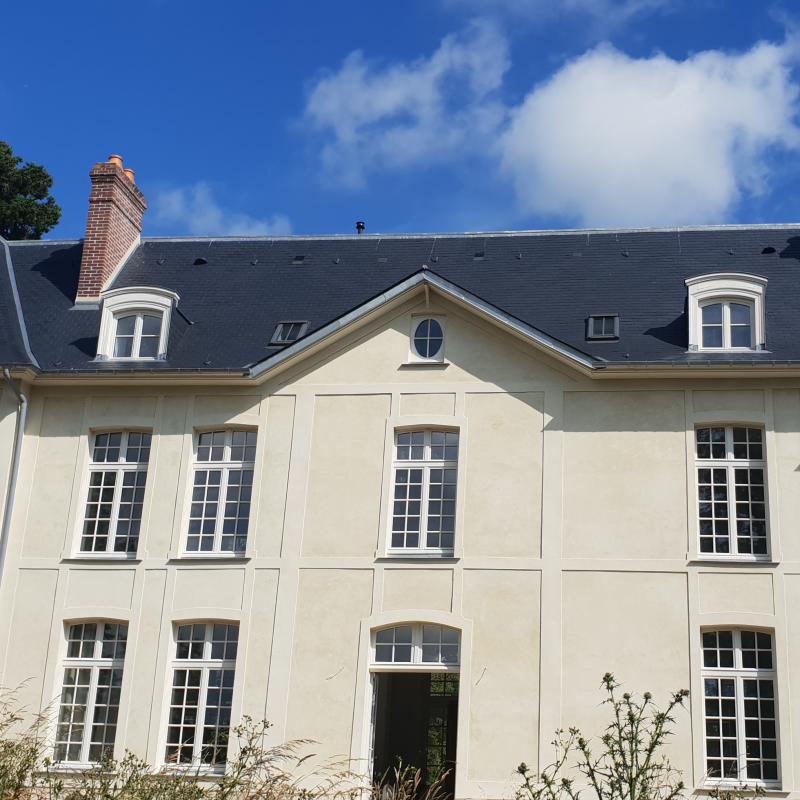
[168,554,251,564]
[377,551,459,562]
[398,361,450,369]
[62,555,141,564]
[688,556,777,567]
[695,783,784,795]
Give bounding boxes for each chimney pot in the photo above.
[123,168,135,184]
[108,154,124,168]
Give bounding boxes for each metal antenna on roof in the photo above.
[356,220,365,235]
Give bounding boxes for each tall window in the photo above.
[187,430,256,555]
[165,623,238,768]
[81,431,151,555]
[54,622,127,763]
[113,312,162,359]
[391,430,458,554]
[696,426,768,557]
[702,629,778,783]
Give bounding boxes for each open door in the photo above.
[372,672,459,798]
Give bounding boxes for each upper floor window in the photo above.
[54,621,128,764]
[186,429,257,555]
[391,429,458,555]
[410,317,445,363]
[80,431,151,555]
[696,426,768,558]
[97,287,179,362]
[165,622,238,768]
[702,629,778,784]
[685,274,767,352]
[373,624,460,667]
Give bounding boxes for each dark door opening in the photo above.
[372,672,459,798]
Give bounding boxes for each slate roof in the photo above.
[5,224,800,374]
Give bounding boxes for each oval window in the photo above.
[413,318,443,359]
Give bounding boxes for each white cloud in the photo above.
[151,182,291,236]
[304,19,510,187]
[499,40,800,227]
[444,0,672,26]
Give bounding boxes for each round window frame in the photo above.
[411,317,445,361]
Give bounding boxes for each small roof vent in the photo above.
[292,255,305,265]
[762,246,777,255]
[193,257,208,266]
[473,251,485,260]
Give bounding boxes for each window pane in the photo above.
[113,335,133,358]
[138,335,159,359]
[115,315,136,336]
[702,325,723,348]
[730,303,751,325]
[703,303,723,324]
[141,314,161,336]
[731,325,752,348]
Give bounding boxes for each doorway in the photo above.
[372,671,459,798]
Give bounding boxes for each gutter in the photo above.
[0,369,26,587]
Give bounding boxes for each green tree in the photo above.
[0,141,61,240]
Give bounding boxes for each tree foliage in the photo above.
[0,141,61,240]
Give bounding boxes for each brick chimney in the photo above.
[76,154,147,301]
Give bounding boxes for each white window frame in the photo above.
[371,624,460,672]
[695,425,769,561]
[77,430,151,557]
[53,621,128,765]
[586,314,619,340]
[701,628,779,787]
[388,428,458,557]
[408,315,446,363]
[184,428,257,556]
[96,286,179,361]
[164,622,239,770]
[685,273,767,352]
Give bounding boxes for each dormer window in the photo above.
[97,287,179,362]
[686,274,767,352]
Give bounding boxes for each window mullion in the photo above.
[194,665,209,765]
[726,464,737,556]
[133,315,144,358]
[420,465,431,551]
[107,466,127,554]
[735,674,748,781]
[81,662,100,763]
[215,466,230,552]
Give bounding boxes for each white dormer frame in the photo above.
[97,286,180,361]
[685,273,768,352]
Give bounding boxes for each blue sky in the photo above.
[4,1,800,239]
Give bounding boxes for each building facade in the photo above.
[1,155,799,798]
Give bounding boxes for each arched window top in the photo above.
[685,273,767,352]
[372,623,460,667]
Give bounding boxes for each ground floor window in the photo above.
[54,621,127,763]
[702,628,778,783]
[165,622,238,768]
[370,624,460,798]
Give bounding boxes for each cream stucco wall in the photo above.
[0,294,798,798]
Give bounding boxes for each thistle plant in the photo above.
[517,674,690,800]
